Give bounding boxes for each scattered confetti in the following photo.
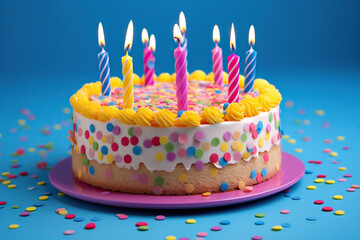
[334,210,345,216]
[322,207,333,212]
[85,222,96,230]
[272,225,283,231]
[280,209,290,214]
[333,195,343,200]
[64,230,74,235]
[210,226,222,231]
[220,220,231,225]
[307,185,316,190]
[155,215,165,220]
[186,219,196,224]
[8,224,19,229]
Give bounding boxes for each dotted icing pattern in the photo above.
[73,105,281,172]
[69,75,282,127]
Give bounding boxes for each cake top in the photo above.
[70,70,282,128]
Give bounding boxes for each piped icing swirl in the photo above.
[154,109,176,127]
[176,111,201,127]
[98,106,120,122]
[224,103,245,121]
[257,86,282,111]
[118,108,136,125]
[200,106,224,124]
[133,107,155,126]
[240,96,262,117]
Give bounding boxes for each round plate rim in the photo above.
[49,151,304,209]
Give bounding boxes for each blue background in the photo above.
[0,0,359,239]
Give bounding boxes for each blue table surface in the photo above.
[0,68,359,240]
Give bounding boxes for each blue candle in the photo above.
[98,22,111,97]
[244,25,257,93]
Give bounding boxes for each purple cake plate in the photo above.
[49,151,304,209]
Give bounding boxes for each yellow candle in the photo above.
[122,20,134,109]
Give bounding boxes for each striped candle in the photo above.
[212,25,223,86]
[142,29,155,86]
[228,53,240,103]
[122,53,134,109]
[122,20,134,109]
[174,24,188,111]
[179,11,188,68]
[98,50,111,96]
[244,25,257,93]
[227,23,240,103]
[97,22,111,97]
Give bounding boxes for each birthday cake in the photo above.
[68,72,282,195]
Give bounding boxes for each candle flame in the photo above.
[213,25,220,43]
[98,22,105,47]
[179,11,186,33]
[142,28,149,44]
[124,20,134,51]
[230,23,236,51]
[173,24,182,42]
[149,34,156,52]
[249,25,255,46]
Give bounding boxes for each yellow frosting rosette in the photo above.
[254,78,271,94]
[133,107,155,126]
[257,85,282,111]
[154,109,176,127]
[176,111,201,127]
[98,106,120,122]
[157,73,172,82]
[117,108,136,125]
[190,70,207,81]
[200,106,224,124]
[239,96,262,117]
[224,103,245,121]
[110,77,123,88]
[82,101,101,120]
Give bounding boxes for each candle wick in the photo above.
[126,45,130,55]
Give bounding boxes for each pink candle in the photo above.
[143,46,155,86]
[212,25,223,86]
[142,29,155,86]
[173,24,188,111]
[227,23,239,103]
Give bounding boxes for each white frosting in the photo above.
[74,106,281,172]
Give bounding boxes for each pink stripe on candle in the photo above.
[174,45,188,111]
[212,44,223,86]
[227,53,240,103]
[143,47,154,86]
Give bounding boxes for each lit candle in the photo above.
[98,22,111,97]
[122,20,134,109]
[142,29,156,86]
[212,25,223,86]
[244,25,257,93]
[173,24,188,111]
[179,12,188,64]
[227,23,240,103]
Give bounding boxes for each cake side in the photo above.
[72,145,281,195]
